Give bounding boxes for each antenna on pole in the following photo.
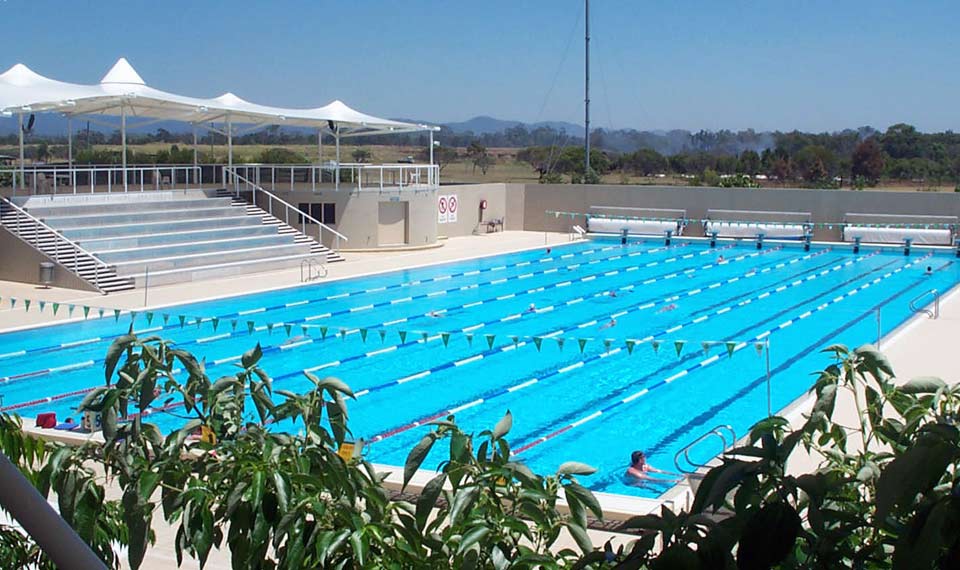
[584,0,591,180]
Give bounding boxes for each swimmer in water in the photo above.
[925,265,933,275]
[608,290,618,298]
[427,310,445,318]
[656,303,678,313]
[625,451,682,484]
[717,255,725,263]
[546,248,552,255]
[525,303,537,314]
[598,318,617,330]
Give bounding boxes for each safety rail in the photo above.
[674,425,737,474]
[909,288,940,319]
[0,196,109,290]
[300,258,328,282]
[224,167,348,253]
[2,164,204,196]
[229,162,439,193]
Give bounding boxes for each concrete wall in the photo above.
[521,184,960,241]
[0,228,99,291]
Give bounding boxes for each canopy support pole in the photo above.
[121,104,128,191]
[429,130,434,166]
[226,114,233,185]
[192,124,198,185]
[335,126,340,191]
[67,117,73,168]
[17,111,24,195]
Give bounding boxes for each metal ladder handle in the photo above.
[674,424,737,474]
[909,288,939,319]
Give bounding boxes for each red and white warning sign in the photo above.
[437,195,448,224]
[447,195,458,223]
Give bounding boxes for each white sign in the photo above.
[447,194,458,223]
[438,195,448,224]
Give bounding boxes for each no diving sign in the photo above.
[437,194,458,224]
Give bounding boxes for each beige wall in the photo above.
[0,229,99,291]
[438,183,508,237]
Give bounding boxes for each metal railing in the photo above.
[229,162,439,193]
[300,258,328,282]
[2,164,204,196]
[0,196,108,290]
[224,167,348,252]
[909,288,940,319]
[674,425,737,474]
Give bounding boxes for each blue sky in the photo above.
[0,0,957,132]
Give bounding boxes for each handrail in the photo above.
[674,424,737,474]
[300,258,328,282]
[0,196,107,290]
[909,288,940,319]
[2,164,203,196]
[224,167,348,252]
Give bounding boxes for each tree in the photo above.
[350,148,371,163]
[737,150,761,174]
[770,157,793,183]
[851,138,885,184]
[621,148,667,176]
[516,146,554,181]
[417,144,458,173]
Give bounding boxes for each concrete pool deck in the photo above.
[2,233,959,567]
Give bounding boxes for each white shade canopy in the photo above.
[0,58,435,136]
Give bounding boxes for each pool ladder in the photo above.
[909,288,940,319]
[300,258,328,282]
[674,425,737,474]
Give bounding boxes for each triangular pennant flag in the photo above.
[301,326,309,336]
[509,335,519,346]
[625,339,636,354]
[603,338,613,351]
[179,315,187,328]
[52,303,60,315]
[674,340,685,357]
[247,321,256,334]
[162,313,170,325]
[421,331,429,342]
[38,301,46,313]
[81,305,89,318]
[145,312,154,325]
[320,326,329,340]
[267,323,275,334]
[195,317,203,328]
[98,308,105,319]
[398,330,407,343]
[556,337,565,351]
[24,299,31,312]
[485,334,496,349]
[378,329,386,343]
[755,342,765,357]
[725,341,737,357]
[231,319,238,331]
[441,332,450,346]
[9,298,16,310]
[701,341,713,356]
[212,317,219,331]
[114,308,121,322]
[577,338,589,353]
[359,328,368,342]
[284,324,292,337]
[340,328,348,340]
[464,332,473,346]
[533,336,543,351]
[67,304,75,317]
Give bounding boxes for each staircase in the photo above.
[0,197,135,293]
[4,189,344,289]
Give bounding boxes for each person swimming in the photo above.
[717,255,725,263]
[656,303,678,313]
[925,265,933,275]
[625,451,682,485]
[608,290,618,298]
[598,318,617,330]
[427,310,445,318]
[526,303,537,313]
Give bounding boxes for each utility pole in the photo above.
[584,0,591,180]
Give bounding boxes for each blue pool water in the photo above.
[1,238,957,498]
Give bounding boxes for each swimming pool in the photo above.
[1,238,957,498]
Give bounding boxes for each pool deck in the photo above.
[2,233,959,567]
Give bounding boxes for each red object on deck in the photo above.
[35,413,56,429]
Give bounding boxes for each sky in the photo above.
[0,0,957,133]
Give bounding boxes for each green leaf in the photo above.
[557,461,598,476]
[104,333,136,383]
[564,482,603,520]
[565,521,593,555]
[449,486,480,526]
[876,426,959,523]
[416,473,446,531]
[457,526,490,555]
[736,502,802,570]
[651,545,700,570]
[492,410,513,439]
[898,376,946,395]
[241,343,263,369]
[893,501,950,570]
[403,434,436,490]
[692,460,759,514]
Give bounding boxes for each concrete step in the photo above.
[24,197,234,217]
[16,189,213,208]
[95,234,297,262]
[112,243,313,274]
[60,215,263,239]
[127,253,325,286]
[41,206,245,228]
[74,225,279,250]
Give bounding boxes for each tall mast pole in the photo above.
[584,0,591,179]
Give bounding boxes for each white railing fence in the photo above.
[229,162,439,193]
[1,164,204,196]
[224,167,348,253]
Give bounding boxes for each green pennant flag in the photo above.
[52,302,60,315]
[625,339,636,354]
[113,308,122,322]
[674,340,685,357]
[320,326,329,340]
[359,328,368,342]
[145,312,154,325]
[38,301,46,313]
[267,323,275,334]
[485,334,496,349]
[509,335,519,346]
[68,304,75,317]
[701,341,713,356]
[556,337,565,351]
[247,321,256,334]
[603,338,613,351]
[212,317,219,331]
[578,338,588,353]
[301,326,309,336]
[378,329,386,343]
[231,319,238,331]
[9,298,16,310]
[98,308,105,319]
[284,324,292,337]
[129,311,138,324]
[195,317,203,328]
[162,313,170,325]
[755,342,765,357]
[441,332,450,347]
[725,341,737,357]
[420,331,429,342]
[340,328,348,340]
[82,305,90,318]
[398,330,407,343]
[533,336,543,351]
[464,332,473,346]
[179,315,187,328]
[24,299,31,312]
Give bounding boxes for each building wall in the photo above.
[0,228,99,291]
